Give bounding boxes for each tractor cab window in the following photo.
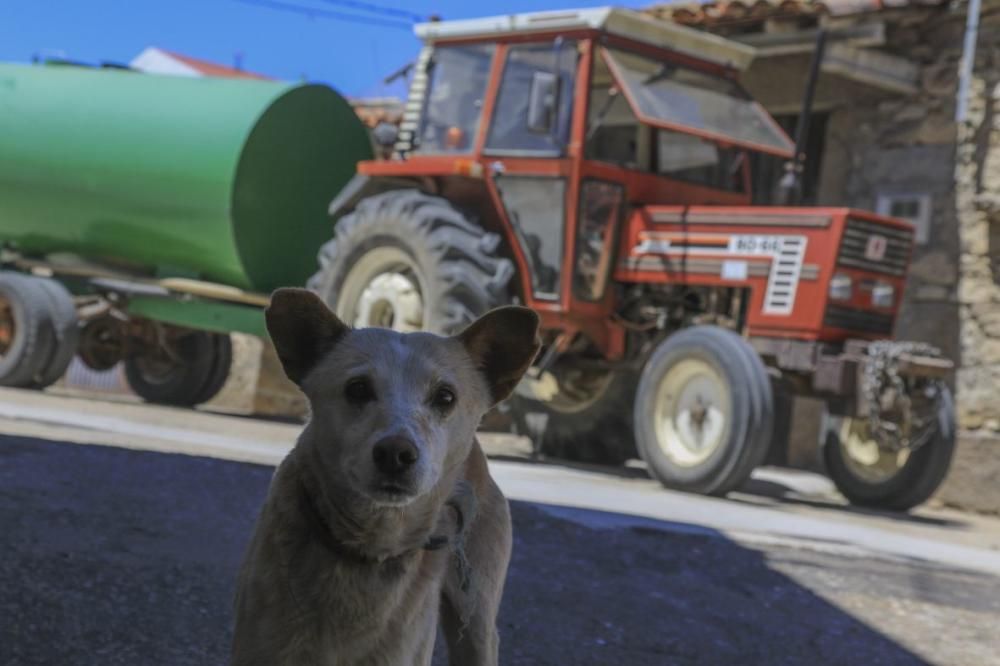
[655,130,747,193]
[486,41,578,155]
[585,51,747,192]
[495,175,566,300]
[574,180,623,301]
[416,44,494,154]
[601,48,793,156]
[585,53,646,169]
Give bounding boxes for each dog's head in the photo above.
[266,288,540,507]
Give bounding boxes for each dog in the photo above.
[232,288,540,666]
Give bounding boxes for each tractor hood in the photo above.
[616,206,915,341]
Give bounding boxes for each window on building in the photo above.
[416,44,494,154]
[486,41,578,155]
[876,193,932,244]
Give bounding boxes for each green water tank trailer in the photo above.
[0,62,374,292]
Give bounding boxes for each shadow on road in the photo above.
[0,436,928,665]
[492,446,969,531]
[734,476,967,529]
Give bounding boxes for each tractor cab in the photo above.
[357,7,795,344]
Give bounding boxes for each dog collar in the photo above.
[298,475,475,577]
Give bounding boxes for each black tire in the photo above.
[192,334,233,404]
[634,326,772,496]
[32,278,80,388]
[511,366,639,465]
[824,386,956,511]
[307,189,514,334]
[731,335,775,481]
[124,330,232,407]
[0,272,58,388]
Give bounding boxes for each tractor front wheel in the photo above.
[634,326,774,496]
[824,386,955,511]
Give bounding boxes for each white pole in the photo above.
[956,0,983,123]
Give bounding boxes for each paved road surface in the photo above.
[1,388,999,665]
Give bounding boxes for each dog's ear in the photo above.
[457,306,540,405]
[265,288,348,385]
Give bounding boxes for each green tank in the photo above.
[0,62,373,292]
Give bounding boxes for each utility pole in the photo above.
[775,29,828,206]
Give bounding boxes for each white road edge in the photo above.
[1,388,999,577]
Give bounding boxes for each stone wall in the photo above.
[955,9,1000,430]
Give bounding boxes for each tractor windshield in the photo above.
[601,48,793,158]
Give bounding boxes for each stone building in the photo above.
[648,0,1000,433]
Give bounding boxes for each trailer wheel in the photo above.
[307,190,514,334]
[0,273,57,388]
[124,329,232,406]
[634,326,773,496]
[193,333,234,405]
[824,386,955,511]
[32,278,80,388]
[512,365,638,465]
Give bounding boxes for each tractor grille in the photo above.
[837,218,912,277]
[824,305,895,335]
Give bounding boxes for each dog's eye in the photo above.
[344,377,375,404]
[431,385,456,412]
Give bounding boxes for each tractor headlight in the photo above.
[871,281,895,308]
[829,273,852,301]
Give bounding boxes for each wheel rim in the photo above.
[0,297,15,357]
[132,334,199,386]
[838,417,910,484]
[653,358,731,467]
[338,248,425,332]
[542,366,615,414]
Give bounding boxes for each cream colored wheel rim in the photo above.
[338,248,424,333]
[653,358,731,467]
[839,418,910,483]
[354,272,423,332]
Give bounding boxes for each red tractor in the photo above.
[310,8,954,510]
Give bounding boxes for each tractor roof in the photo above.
[413,7,755,71]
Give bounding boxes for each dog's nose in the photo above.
[372,436,419,476]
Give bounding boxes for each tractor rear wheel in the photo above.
[511,364,638,465]
[307,190,514,335]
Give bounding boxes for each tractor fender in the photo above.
[328,174,419,221]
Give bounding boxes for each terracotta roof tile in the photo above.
[162,50,270,80]
[646,0,946,28]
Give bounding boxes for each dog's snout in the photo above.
[372,436,419,476]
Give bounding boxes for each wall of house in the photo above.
[954,9,1000,430]
[816,10,964,383]
[813,7,1000,437]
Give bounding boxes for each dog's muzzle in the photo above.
[370,435,420,498]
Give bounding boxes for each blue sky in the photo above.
[4,1,646,98]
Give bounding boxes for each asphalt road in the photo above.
[2,432,1000,665]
